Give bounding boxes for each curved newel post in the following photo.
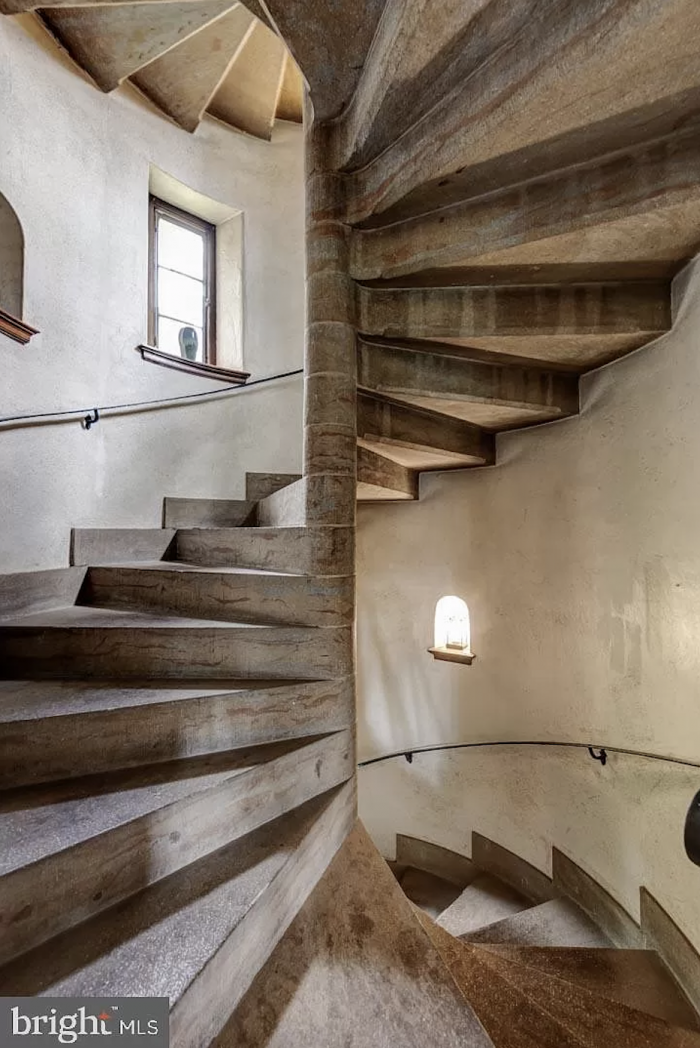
[303,97,357,577]
[302,97,356,776]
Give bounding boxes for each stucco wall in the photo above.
[357,258,700,947]
[0,16,305,572]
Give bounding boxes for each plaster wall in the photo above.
[357,258,700,947]
[0,16,305,572]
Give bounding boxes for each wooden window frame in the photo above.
[148,195,217,364]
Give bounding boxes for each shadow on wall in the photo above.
[0,191,24,318]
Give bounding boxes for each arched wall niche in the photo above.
[0,191,24,320]
[0,191,37,343]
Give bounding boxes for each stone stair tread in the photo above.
[399,865,463,919]
[436,872,530,937]
[0,789,341,1002]
[462,897,611,947]
[0,678,313,721]
[0,737,312,878]
[417,912,700,1047]
[214,821,493,1047]
[474,945,700,1031]
[475,944,700,1046]
[96,560,306,577]
[0,605,276,629]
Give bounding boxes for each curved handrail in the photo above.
[0,367,303,430]
[358,739,700,770]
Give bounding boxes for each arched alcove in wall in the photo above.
[0,192,24,319]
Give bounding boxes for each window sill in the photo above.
[0,308,39,345]
[428,646,476,665]
[136,344,249,384]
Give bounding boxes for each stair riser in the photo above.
[81,567,354,627]
[0,568,87,618]
[0,625,353,680]
[174,527,355,576]
[245,472,302,501]
[0,678,355,788]
[71,529,176,566]
[163,499,258,529]
[0,730,353,966]
[257,479,306,526]
[170,779,356,1047]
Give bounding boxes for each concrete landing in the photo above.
[215,821,492,1048]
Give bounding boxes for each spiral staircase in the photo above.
[3,0,302,138]
[1,0,700,1044]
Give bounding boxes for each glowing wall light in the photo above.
[428,595,475,664]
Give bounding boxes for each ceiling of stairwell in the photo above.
[33,0,304,139]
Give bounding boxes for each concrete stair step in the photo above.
[215,821,493,1048]
[71,528,176,566]
[173,527,352,576]
[0,677,354,787]
[245,472,302,501]
[355,282,671,371]
[398,866,463,919]
[358,339,579,431]
[357,445,419,502]
[78,563,353,627]
[71,526,353,576]
[162,498,259,528]
[436,873,531,937]
[0,605,351,679]
[463,897,611,947]
[476,945,700,1031]
[358,389,495,471]
[418,913,700,1048]
[0,785,356,1048]
[0,729,352,966]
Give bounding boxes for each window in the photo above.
[148,196,216,364]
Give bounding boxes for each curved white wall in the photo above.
[0,16,305,572]
[357,259,700,948]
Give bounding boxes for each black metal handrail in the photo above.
[0,368,303,430]
[358,739,700,770]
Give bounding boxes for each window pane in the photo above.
[157,267,204,328]
[158,316,204,362]
[157,216,205,279]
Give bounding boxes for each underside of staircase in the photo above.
[4,0,303,139]
[2,0,700,1043]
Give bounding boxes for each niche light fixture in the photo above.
[428,595,475,665]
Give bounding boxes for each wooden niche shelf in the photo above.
[0,307,39,345]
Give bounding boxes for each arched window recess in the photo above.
[0,193,38,344]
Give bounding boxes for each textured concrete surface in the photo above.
[0,785,354,1048]
[215,822,492,1047]
[0,605,352,679]
[80,562,353,626]
[0,731,353,964]
[464,898,611,948]
[478,946,700,1031]
[437,873,530,937]
[397,866,462,918]
[420,914,700,1047]
[0,677,354,787]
